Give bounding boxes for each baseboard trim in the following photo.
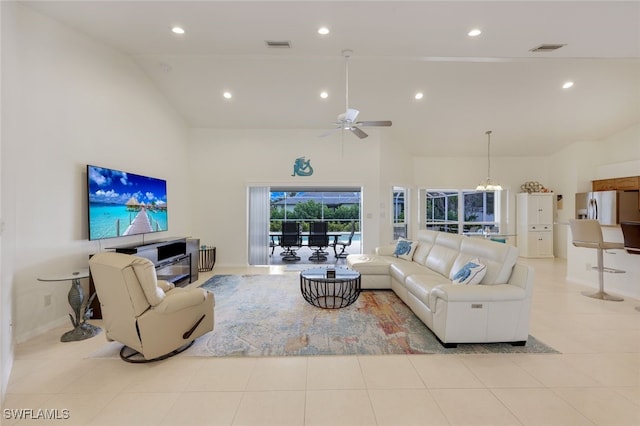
[15,316,68,344]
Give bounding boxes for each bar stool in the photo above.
[569,219,625,301]
[620,222,640,311]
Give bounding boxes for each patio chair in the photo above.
[280,221,302,261]
[308,221,329,262]
[331,221,355,258]
[269,235,278,256]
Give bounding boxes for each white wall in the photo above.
[0,0,7,403]
[378,131,413,243]
[1,2,191,356]
[189,128,398,265]
[595,123,640,170]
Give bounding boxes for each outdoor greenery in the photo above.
[392,189,406,224]
[270,200,360,232]
[425,191,497,234]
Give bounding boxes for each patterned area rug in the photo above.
[191,274,557,357]
[89,274,558,358]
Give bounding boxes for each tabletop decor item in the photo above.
[520,181,551,193]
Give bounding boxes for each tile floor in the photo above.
[3,258,640,425]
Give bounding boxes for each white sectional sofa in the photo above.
[347,230,534,347]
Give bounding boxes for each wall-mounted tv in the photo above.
[87,165,168,240]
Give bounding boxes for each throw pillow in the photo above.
[452,258,487,285]
[393,238,417,261]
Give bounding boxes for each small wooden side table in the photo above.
[38,269,101,342]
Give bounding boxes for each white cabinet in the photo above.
[517,193,554,258]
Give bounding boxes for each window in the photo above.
[269,189,360,234]
[392,186,407,239]
[421,189,500,234]
[461,191,497,233]
[392,187,406,225]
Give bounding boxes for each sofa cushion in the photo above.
[375,244,397,256]
[405,274,450,309]
[456,238,519,285]
[411,230,438,264]
[422,232,463,277]
[393,238,417,261]
[347,255,391,275]
[452,258,487,285]
[389,260,433,284]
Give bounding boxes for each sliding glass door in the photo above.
[247,186,362,265]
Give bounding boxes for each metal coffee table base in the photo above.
[300,270,361,309]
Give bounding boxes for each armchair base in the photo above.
[119,340,195,363]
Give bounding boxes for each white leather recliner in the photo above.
[89,252,214,362]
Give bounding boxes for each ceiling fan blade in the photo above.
[350,126,368,139]
[356,120,392,127]
[319,127,340,138]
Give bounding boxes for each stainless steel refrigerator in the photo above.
[575,190,640,225]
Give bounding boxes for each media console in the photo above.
[111,237,199,286]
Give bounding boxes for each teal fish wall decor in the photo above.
[292,156,313,176]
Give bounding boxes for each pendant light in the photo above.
[476,130,503,191]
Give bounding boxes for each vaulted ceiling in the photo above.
[23,1,640,157]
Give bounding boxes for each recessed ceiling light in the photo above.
[318,27,330,35]
[414,92,424,100]
[223,91,232,99]
[171,26,185,35]
[320,91,329,99]
[562,81,574,89]
[468,29,482,37]
[158,62,172,73]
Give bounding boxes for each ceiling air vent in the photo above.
[265,40,292,48]
[529,44,566,52]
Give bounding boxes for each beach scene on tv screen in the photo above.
[88,166,168,240]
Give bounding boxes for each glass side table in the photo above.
[38,269,101,342]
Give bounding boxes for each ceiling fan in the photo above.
[322,49,392,139]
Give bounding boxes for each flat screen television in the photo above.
[87,164,168,240]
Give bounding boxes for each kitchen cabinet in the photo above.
[615,176,640,190]
[592,179,616,191]
[593,176,639,191]
[517,193,554,258]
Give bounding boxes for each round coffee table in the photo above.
[300,267,361,309]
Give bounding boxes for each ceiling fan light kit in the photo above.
[321,49,392,140]
[476,130,503,191]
